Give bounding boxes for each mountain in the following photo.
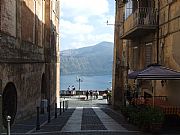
[60,41,114,76]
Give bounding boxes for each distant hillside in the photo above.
[60,41,114,76]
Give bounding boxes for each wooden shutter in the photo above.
[145,43,152,66]
[133,46,138,69]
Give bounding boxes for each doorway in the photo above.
[40,73,48,114]
[2,82,17,127]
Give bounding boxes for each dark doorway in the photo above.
[41,73,47,99]
[2,82,17,128]
[40,73,48,114]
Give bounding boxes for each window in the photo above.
[145,43,152,66]
[125,0,132,19]
[133,46,138,69]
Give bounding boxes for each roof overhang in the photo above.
[128,64,180,80]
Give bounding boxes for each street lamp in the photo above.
[76,76,83,91]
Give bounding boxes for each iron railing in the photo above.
[123,7,157,35]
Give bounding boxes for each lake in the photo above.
[60,74,112,91]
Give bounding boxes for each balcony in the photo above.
[121,7,157,39]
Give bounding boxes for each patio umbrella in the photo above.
[128,64,180,106]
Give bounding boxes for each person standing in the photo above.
[90,90,93,100]
[67,86,71,96]
[86,90,89,100]
[67,86,70,91]
[71,85,75,95]
[95,90,98,99]
[72,85,75,91]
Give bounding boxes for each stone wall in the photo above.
[0,0,60,125]
[1,0,16,37]
[0,63,44,120]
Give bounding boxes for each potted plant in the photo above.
[138,109,152,131]
[120,105,165,133]
[138,106,165,132]
[149,107,165,133]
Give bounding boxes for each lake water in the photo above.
[60,74,112,91]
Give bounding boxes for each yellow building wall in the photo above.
[118,0,180,105]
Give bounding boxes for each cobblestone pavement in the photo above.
[81,108,106,130]
[4,96,180,135]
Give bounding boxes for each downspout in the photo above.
[34,0,37,45]
[156,0,160,64]
[0,93,2,133]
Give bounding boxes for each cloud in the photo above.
[73,16,89,24]
[61,32,114,50]
[61,0,109,17]
[61,19,94,35]
[60,0,115,51]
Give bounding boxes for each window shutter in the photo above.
[145,43,152,66]
[133,47,138,69]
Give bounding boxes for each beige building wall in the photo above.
[112,0,125,108]
[113,0,180,106]
[158,0,180,104]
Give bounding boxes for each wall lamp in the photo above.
[161,80,167,87]
[106,20,123,26]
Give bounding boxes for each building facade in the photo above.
[0,0,60,129]
[112,0,180,107]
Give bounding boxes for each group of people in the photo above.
[66,86,99,100]
[86,90,99,100]
[67,85,76,95]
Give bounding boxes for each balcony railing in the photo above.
[122,7,157,39]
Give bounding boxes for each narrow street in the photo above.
[33,108,141,135]
[8,96,145,135]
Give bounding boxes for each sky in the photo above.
[60,0,115,51]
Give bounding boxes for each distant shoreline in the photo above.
[60,73,112,76]
[60,74,112,90]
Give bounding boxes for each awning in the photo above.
[128,64,180,107]
[128,64,180,80]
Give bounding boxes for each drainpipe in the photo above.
[0,79,2,134]
[156,0,160,64]
[0,93,2,134]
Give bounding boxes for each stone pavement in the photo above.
[2,96,180,135]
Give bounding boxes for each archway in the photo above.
[2,82,17,128]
